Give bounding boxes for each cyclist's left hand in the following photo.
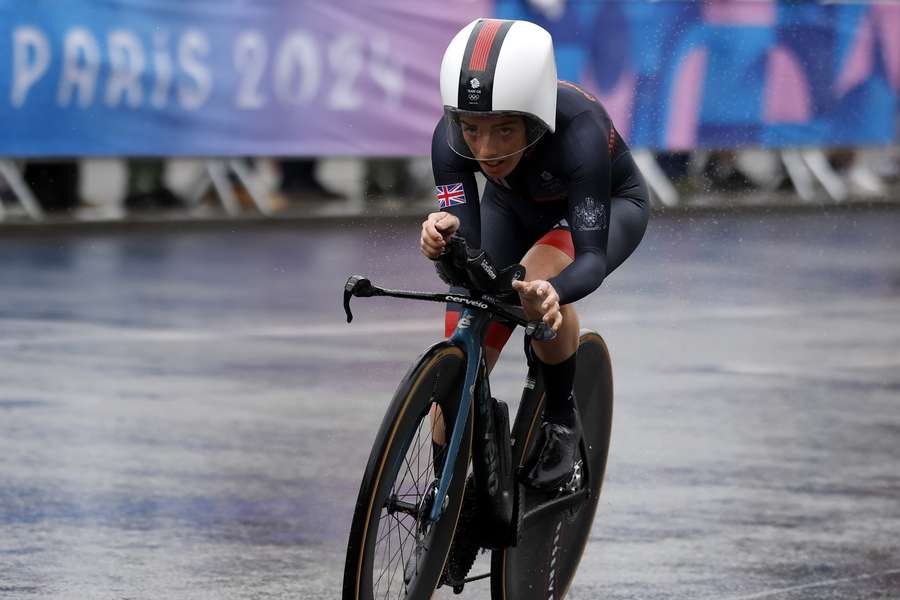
[512,279,562,332]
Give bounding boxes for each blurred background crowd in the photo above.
[2,147,898,221]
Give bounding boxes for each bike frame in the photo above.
[343,275,588,530]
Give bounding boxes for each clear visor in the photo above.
[445,108,548,162]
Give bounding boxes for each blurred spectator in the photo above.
[701,150,756,191]
[364,158,433,206]
[279,159,344,202]
[655,152,691,182]
[24,161,80,213]
[124,159,183,211]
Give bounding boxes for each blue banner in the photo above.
[0,0,487,157]
[1,1,898,156]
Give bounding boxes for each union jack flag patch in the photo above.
[435,183,467,208]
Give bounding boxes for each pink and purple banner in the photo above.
[497,0,900,150]
[1,0,897,156]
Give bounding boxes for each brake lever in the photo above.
[343,275,376,323]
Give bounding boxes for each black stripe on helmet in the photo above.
[457,19,514,112]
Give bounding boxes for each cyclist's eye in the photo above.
[462,126,478,136]
[498,127,513,137]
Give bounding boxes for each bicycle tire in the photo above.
[343,342,474,600]
[491,331,614,600]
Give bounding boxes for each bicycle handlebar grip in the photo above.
[345,275,375,297]
[343,275,376,323]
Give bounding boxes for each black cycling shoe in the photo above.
[524,422,580,490]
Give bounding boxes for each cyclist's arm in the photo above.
[547,112,612,305]
[431,117,481,248]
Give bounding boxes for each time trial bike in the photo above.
[341,236,614,600]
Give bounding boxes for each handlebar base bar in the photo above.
[343,275,556,341]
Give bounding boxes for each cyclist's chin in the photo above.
[478,155,520,178]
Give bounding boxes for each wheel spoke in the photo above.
[376,512,416,547]
[395,509,408,597]
[414,416,423,502]
[397,452,421,501]
[383,526,407,599]
[375,526,406,597]
[393,420,426,502]
[375,514,400,550]
[374,517,392,598]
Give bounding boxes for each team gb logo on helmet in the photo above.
[468,77,482,103]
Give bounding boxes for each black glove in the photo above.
[432,235,466,286]
[434,255,468,287]
[463,245,505,292]
[434,236,524,295]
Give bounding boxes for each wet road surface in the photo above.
[1,207,899,599]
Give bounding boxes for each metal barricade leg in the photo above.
[228,159,273,216]
[780,150,817,203]
[632,151,680,208]
[206,159,240,216]
[0,160,45,221]
[802,149,848,202]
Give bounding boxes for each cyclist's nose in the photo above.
[475,131,502,159]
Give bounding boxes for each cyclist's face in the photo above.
[459,115,527,178]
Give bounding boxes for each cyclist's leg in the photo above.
[519,230,580,435]
[522,186,649,486]
[520,234,579,361]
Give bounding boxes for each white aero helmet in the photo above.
[440,18,558,161]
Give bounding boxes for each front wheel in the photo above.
[491,331,614,600]
[343,342,473,600]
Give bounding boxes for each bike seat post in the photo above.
[429,307,492,523]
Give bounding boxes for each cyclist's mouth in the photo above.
[481,159,505,172]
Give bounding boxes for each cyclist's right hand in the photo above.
[420,212,460,259]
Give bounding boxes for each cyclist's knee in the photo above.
[520,242,573,281]
[531,305,579,359]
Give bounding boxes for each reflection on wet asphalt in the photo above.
[0,208,898,599]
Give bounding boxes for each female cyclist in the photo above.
[420,18,649,490]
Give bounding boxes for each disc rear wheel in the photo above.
[491,331,614,600]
